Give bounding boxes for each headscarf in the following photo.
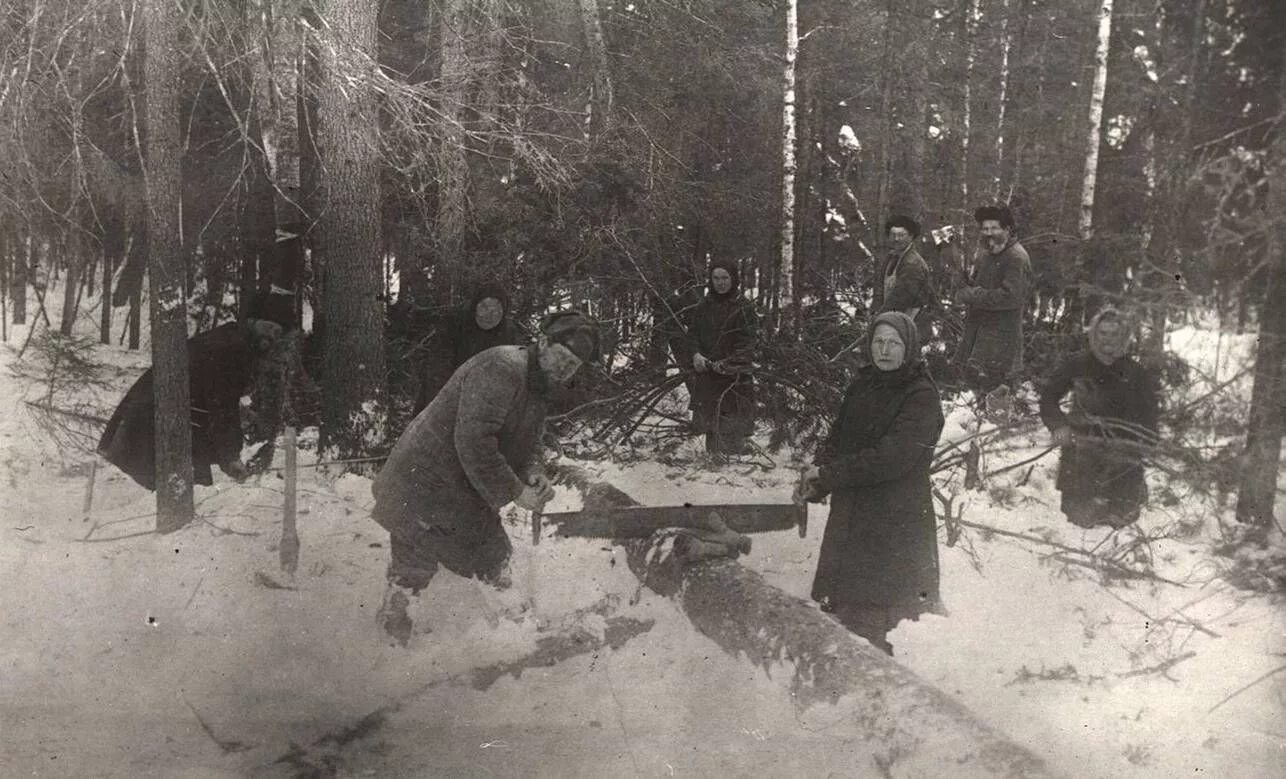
[541,310,602,363]
[867,310,922,380]
[465,282,511,331]
[706,259,741,300]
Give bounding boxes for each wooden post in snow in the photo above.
[550,464,1057,778]
[1078,0,1114,240]
[280,425,299,574]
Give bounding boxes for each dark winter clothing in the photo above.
[373,344,548,588]
[687,260,760,453]
[1039,349,1160,529]
[875,245,935,344]
[809,311,944,650]
[414,284,522,414]
[97,320,279,491]
[952,239,1032,391]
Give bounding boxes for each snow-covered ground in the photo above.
[2,290,1283,778]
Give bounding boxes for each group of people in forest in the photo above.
[96,203,1161,657]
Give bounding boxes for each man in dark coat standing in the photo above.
[874,215,936,344]
[97,318,284,490]
[1039,308,1160,528]
[795,311,945,655]
[952,205,1033,393]
[372,311,600,645]
[414,282,523,414]
[687,259,759,454]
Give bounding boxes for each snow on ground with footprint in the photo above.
[1,294,1282,778]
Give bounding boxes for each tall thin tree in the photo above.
[1078,0,1114,240]
[142,0,194,531]
[779,0,799,314]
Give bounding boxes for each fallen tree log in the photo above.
[552,463,1060,779]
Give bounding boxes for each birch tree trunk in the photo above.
[316,0,387,458]
[578,0,612,139]
[142,0,195,531]
[779,0,799,314]
[960,0,980,221]
[993,0,1012,199]
[1078,0,1114,240]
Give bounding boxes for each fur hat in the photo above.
[973,205,1015,229]
[541,310,601,363]
[884,215,921,238]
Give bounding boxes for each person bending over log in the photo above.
[371,310,601,645]
[1039,308,1160,529]
[687,259,759,455]
[97,318,284,491]
[795,311,945,656]
[413,282,523,414]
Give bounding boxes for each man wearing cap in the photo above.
[874,215,936,344]
[951,205,1033,393]
[370,310,600,645]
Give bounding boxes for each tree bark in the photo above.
[993,0,1012,200]
[100,249,113,345]
[434,0,470,307]
[1235,74,1286,532]
[1078,0,1114,240]
[960,0,980,223]
[578,0,612,139]
[142,0,195,531]
[779,0,799,314]
[127,234,143,350]
[316,0,387,459]
[12,232,28,325]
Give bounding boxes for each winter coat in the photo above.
[1039,351,1160,515]
[97,322,258,491]
[687,291,759,424]
[875,246,935,343]
[811,362,944,611]
[953,239,1032,384]
[373,345,547,563]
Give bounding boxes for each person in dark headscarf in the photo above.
[414,282,522,414]
[98,318,284,491]
[795,310,945,655]
[373,310,601,645]
[686,259,760,454]
[1039,308,1160,529]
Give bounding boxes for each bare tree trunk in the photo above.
[127,234,143,349]
[316,0,387,459]
[960,0,980,222]
[1235,75,1286,533]
[12,232,28,325]
[251,0,306,311]
[142,0,195,531]
[874,0,895,237]
[578,0,612,138]
[100,249,113,344]
[779,0,799,314]
[993,0,1012,199]
[59,242,79,336]
[1078,0,1114,240]
[434,0,470,306]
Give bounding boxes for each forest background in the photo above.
[0,0,1282,538]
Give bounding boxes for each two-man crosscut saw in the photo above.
[530,502,807,545]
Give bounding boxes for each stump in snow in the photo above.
[552,463,1059,779]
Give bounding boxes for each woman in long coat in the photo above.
[797,311,945,655]
[1039,308,1160,528]
[687,259,759,454]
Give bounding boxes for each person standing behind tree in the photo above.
[951,205,1033,394]
[414,282,522,414]
[794,311,945,655]
[1039,308,1160,529]
[874,215,936,344]
[688,259,759,455]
